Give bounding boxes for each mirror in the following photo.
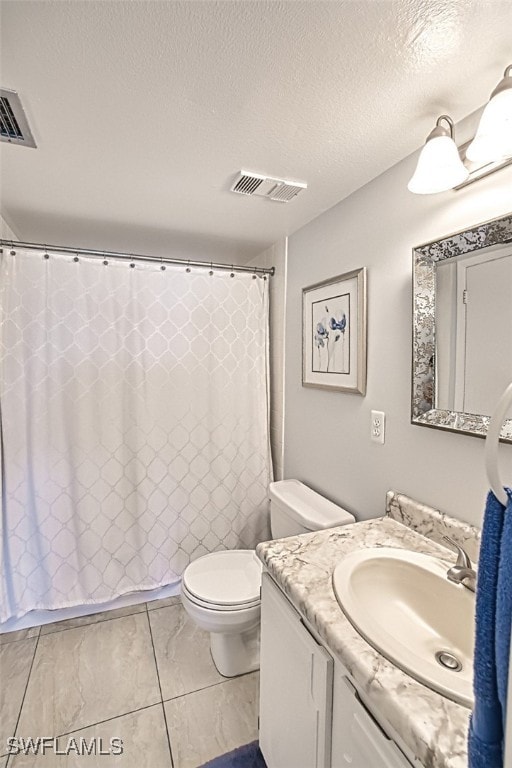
[412,213,512,443]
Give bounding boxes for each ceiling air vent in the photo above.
[231,170,307,203]
[232,172,267,196]
[0,89,37,148]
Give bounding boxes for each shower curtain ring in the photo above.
[186,260,191,273]
[10,239,15,256]
[103,252,108,266]
[209,261,214,276]
[44,244,50,260]
[230,264,235,278]
[160,256,166,271]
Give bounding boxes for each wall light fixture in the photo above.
[466,64,512,164]
[408,115,469,194]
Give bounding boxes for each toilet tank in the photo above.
[269,479,355,539]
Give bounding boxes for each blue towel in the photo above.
[496,489,512,727]
[469,489,511,768]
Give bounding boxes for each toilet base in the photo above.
[210,626,260,677]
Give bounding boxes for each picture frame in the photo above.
[302,267,367,394]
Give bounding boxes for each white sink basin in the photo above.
[332,547,475,707]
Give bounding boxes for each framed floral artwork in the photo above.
[302,267,367,394]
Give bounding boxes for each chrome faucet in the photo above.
[443,537,477,593]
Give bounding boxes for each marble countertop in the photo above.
[256,514,473,768]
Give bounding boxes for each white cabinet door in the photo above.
[259,573,333,768]
[331,675,411,768]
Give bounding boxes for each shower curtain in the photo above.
[0,248,271,622]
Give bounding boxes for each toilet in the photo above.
[180,479,355,677]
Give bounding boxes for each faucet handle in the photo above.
[442,536,472,569]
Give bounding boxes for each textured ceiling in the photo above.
[1,0,511,261]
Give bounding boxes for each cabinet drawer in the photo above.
[332,676,411,768]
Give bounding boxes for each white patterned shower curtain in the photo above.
[0,248,271,622]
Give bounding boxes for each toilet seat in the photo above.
[182,582,260,612]
[182,549,262,609]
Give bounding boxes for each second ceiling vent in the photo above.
[231,171,307,203]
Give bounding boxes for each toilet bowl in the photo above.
[181,479,355,677]
[181,549,262,677]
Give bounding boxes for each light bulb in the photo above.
[408,116,469,195]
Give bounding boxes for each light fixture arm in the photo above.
[426,115,454,142]
[490,64,512,99]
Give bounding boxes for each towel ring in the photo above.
[485,381,512,505]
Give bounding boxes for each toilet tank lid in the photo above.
[269,479,355,530]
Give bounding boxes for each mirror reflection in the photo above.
[435,243,512,415]
[411,213,512,442]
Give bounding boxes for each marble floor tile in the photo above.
[146,595,181,611]
[40,603,146,636]
[9,704,172,767]
[0,638,38,756]
[0,627,40,647]
[17,614,160,737]
[165,672,259,768]
[149,605,224,700]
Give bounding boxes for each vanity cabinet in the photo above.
[259,573,413,768]
[259,572,333,768]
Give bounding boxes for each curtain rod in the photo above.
[0,240,275,277]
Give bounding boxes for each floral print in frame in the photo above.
[302,267,367,394]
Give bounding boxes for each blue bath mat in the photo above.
[200,741,267,768]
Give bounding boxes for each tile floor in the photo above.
[0,596,259,767]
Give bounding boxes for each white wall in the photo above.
[283,114,512,527]
[0,210,257,266]
[248,239,287,480]
[0,212,18,241]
